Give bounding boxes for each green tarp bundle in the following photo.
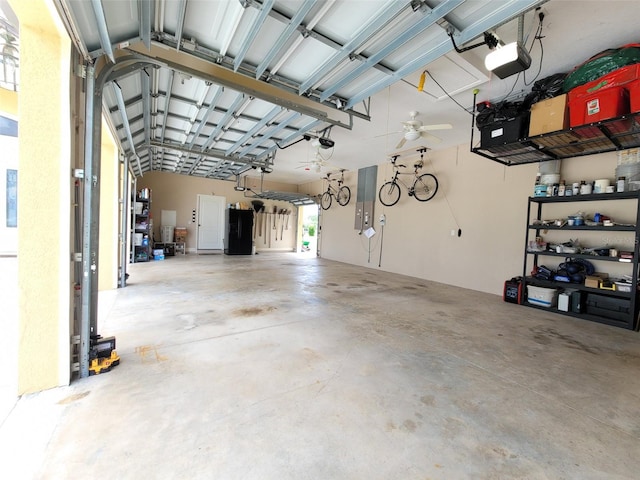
[563,43,640,92]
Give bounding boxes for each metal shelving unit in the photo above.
[132,190,152,262]
[473,112,640,166]
[523,191,640,330]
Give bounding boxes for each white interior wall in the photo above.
[303,144,624,296]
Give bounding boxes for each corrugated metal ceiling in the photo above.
[55,0,546,181]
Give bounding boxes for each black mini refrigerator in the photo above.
[224,208,253,255]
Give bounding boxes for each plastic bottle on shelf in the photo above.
[558,180,566,196]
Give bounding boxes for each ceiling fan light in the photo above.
[405,130,421,141]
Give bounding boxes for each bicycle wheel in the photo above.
[413,173,438,202]
[337,186,351,206]
[320,191,332,210]
[378,181,401,206]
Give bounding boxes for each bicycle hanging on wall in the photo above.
[378,148,438,207]
[320,169,351,210]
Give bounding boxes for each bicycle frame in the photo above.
[378,156,438,206]
[320,170,351,210]
[388,165,421,192]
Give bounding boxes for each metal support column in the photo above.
[79,64,96,378]
[119,154,129,288]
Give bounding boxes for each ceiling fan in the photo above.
[381,111,452,149]
[297,143,337,173]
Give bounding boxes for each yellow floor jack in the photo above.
[89,336,120,375]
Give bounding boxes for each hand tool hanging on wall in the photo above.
[251,201,263,240]
[257,209,262,237]
[272,205,277,230]
[263,207,268,245]
[280,209,288,240]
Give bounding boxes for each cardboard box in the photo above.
[584,273,609,288]
[529,94,569,137]
[174,227,187,242]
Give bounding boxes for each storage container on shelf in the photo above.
[615,161,640,191]
[161,225,175,243]
[617,148,640,165]
[568,86,630,128]
[526,285,558,308]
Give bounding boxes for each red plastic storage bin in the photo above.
[628,79,640,113]
[567,63,640,102]
[568,86,629,127]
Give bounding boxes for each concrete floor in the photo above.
[1,252,640,479]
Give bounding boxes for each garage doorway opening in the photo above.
[299,203,318,255]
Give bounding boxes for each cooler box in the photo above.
[568,86,629,127]
[526,285,558,308]
[529,94,569,136]
[585,294,630,321]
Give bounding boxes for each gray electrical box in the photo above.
[355,166,377,232]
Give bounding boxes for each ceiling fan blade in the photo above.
[420,131,442,143]
[419,123,453,131]
[395,137,407,149]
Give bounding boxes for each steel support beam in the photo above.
[79,64,99,378]
[126,42,353,130]
[345,0,547,109]
[119,153,129,289]
[90,0,115,63]
[139,0,152,50]
[187,85,223,149]
[299,0,407,95]
[259,118,324,160]
[233,0,274,72]
[255,0,315,79]
[174,0,187,51]
[320,0,465,102]
[225,106,281,156]
[237,111,301,157]
[112,83,137,157]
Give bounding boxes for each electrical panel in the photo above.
[354,165,377,232]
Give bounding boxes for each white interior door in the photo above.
[197,195,225,250]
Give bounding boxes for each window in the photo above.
[6,168,16,227]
